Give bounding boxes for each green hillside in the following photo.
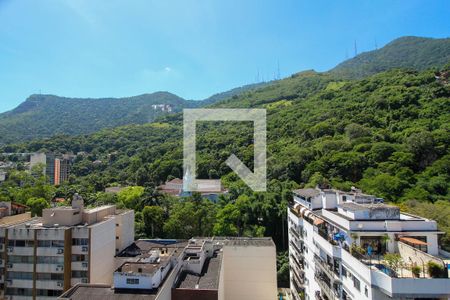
[5,66,449,202]
[330,36,450,78]
[2,64,450,250]
[0,92,200,145]
[0,82,270,145]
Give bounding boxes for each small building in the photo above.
[158,178,227,203]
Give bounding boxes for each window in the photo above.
[8,255,34,264]
[37,240,64,248]
[71,271,88,278]
[71,255,88,262]
[36,256,64,264]
[7,272,33,280]
[36,289,63,297]
[36,273,64,281]
[5,288,33,296]
[7,240,34,247]
[72,238,89,246]
[353,275,361,291]
[365,285,368,297]
[126,278,139,285]
[342,266,347,277]
[52,240,64,247]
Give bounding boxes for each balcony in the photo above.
[289,240,304,258]
[315,271,341,300]
[290,252,304,269]
[289,226,302,240]
[314,232,340,258]
[314,255,340,282]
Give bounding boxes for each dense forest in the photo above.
[2,63,449,244]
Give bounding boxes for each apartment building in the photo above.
[0,194,134,300]
[288,187,450,300]
[59,237,278,300]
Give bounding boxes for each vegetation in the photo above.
[427,261,447,278]
[1,54,449,251]
[383,253,404,275]
[0,92,199,144]
[331,36,450,79]
[411,265,421,278]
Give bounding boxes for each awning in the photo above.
[314,218,325,226]
[299,207,308,217]
[399,237,429,246]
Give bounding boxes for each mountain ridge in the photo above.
[1,35,449,144]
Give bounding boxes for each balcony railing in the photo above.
[290,252,304,269]
[314,255,340,282]
[315,271,340,300]
[290,240,303,256]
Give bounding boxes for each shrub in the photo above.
[427,261,446,278]
[411,265,421,277]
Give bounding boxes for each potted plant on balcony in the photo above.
[427,261,446,278]
[411,265,421,278]
[383,253,403,277]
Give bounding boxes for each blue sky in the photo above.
[0,0,449,113]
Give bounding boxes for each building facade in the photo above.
[288,187,450,300]
[0,195,134,300]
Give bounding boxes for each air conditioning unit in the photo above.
[82,246,88,252]
[6,263,12,269]
[0,244,4,250]
[7,247,13,253]
[82,262,88,268]
[81,278,88,283]
[56,265,64,271]
[57,281,63,287]
[57,248,64,254]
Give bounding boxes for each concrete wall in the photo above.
[155,258,182,300]
[114,210,135,253]
[221,244,277,300]
[42,208,81,226]
[89,218,115,284]
[398,241,443,268]
[172,289,218,300]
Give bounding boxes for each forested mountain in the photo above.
[0,92,199,144]
[2,36,448,144]
[330,36,450,78]
[0,82,270,145]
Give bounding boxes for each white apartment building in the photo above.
[0,194,134,300]
[288,187,450,300]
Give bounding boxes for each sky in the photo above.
[0,0,449,113]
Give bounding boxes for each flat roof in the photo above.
[176,250,222,290]
[293,188,320,198]
[58,284,156,300]
[339,202,398,211]
[223,237,275,247]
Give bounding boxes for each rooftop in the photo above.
[293,188,320,198]
[176,250,222,290]
[339,202,398,211]
[58,284,156,300]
